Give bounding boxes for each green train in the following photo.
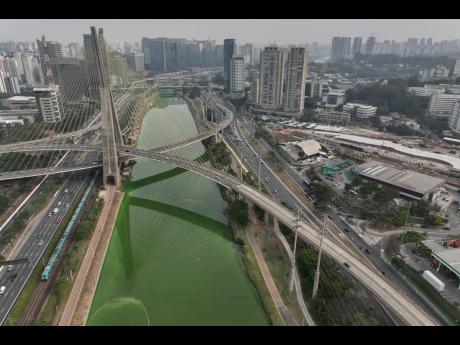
[41,173,98,281]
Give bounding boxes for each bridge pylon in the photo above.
[91,26,124,187]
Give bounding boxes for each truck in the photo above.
[422,270,446,292]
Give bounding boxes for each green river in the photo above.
[86,97,269,325]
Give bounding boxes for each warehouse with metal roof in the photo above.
[355,160,445,200]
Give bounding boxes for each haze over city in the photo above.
[2,19,460,44]
[1,18,460,328]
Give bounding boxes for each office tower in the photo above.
[142,37,165,73]
[224,39,236,91]
[283,47,308,113]
[250,79,259,104]
[34,86,64,123]
[239,43,253,65]
[311,41,319,54]
[330,37,351,63]
[108,52,129,86]
[352,37,362,56]
[258,46,285,109]
[125,53,145,72]
[142,37,196,73]
[365,36,376,55]
[36,35,63,85]
[230,56,245,93]
[404,38,418,57]
[21,53,37,86]
[67,42,82,59]
[0,55,20,94]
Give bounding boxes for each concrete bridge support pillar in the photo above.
[264,211,269,224]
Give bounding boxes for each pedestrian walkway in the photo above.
[246,203,298,326]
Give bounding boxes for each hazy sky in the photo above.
[1,19,460,45]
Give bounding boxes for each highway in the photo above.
[0,132,100,325]
[216,99,446,325]
[0,170,90,325]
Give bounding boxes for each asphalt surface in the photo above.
[221,103,448,325]
[0,141,100,325]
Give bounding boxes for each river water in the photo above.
[86,97,269,325]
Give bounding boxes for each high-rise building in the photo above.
[428,93,460,118]
[352,37,362,56]
[239,43,253,65]
[230,56,245,93]
[224,39,236,91]
[283,47,308,113]
[453,59,460,78]
[330,37,351,63]
[258,46,285,109]
[448,101,460,133]
[21,53,37,86]
[125,53,145,72]
[34,86,64,123]
[108,52,129,86]
[365,36,376,55]
[36,36,63,85]
[250,79,259,104]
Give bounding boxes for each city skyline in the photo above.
[1,19,460,45]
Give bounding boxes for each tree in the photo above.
[229,199,249,226]
[301,108,316,122]
[373,186,398,206]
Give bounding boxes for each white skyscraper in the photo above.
[21,54,37,86]
[283,47,308,114]
[34,86,64,123]
[258,46,285,109]
[230,56,245,94]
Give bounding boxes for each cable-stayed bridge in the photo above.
[0,27,439,326]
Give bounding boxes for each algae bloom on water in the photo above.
[87,97,269,326]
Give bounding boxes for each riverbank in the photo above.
[58,186,124,325]
[85,96,268,326]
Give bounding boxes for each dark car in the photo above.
[365,248,372,255]
[443,226,450,230]
[343,262,350,269]
[9,273,17,281]
[421,224,428,228]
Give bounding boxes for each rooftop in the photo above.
[315,131,460,171]
[422,240,460,277]
[295,140,322,157]
[355,160,444,196]
[5,96,36,102]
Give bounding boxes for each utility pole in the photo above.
[289,207,301,293]
[312,215,327,300]
[401,201,412,243]
[258,147,262,192]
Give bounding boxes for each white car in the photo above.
[0,286,5,294]
[57,201,62,206]
[7,265,13,271]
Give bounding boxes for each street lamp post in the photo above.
[258,148,262,192]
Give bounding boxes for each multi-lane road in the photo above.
[219,100,449,325]
[0,139,100,325]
